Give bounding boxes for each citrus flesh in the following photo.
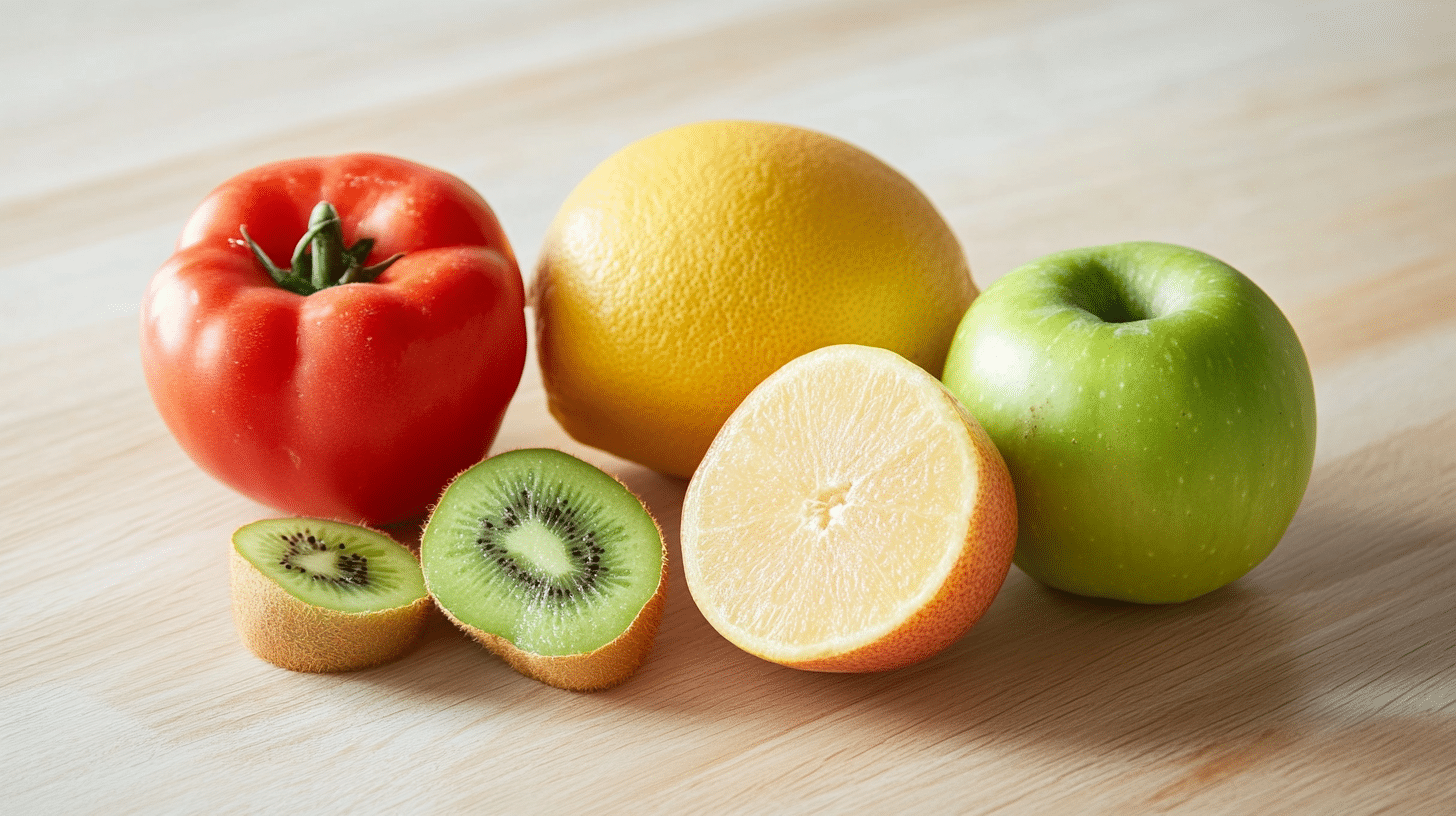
[680,345,1017,672]
[532,120,976,478]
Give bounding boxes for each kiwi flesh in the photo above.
[231,518,431,673]
[421,448,667,691]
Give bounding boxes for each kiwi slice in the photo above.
[230,518,431,673]
[421,448,667,691]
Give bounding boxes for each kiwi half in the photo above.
[230,518,431,673]
[421,448,667,691]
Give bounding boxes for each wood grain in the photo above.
[3,0,1453,813]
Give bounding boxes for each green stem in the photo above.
[307,202,344,291]
[241,201,404,295]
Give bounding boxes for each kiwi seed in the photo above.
[231,517,432,673]
[421,448,667,691]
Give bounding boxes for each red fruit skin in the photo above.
[141,153,527,525]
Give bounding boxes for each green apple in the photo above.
[942,242,1316,603]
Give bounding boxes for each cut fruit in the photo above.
[681,344,1017,672]
[420,448,667,691]
[230,518,431,673]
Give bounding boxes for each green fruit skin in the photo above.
[942,242,1316,603]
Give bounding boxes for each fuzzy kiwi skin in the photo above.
[424,465,669,692]
[230,548,432,673]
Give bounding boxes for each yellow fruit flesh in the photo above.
[681,345,1017,670]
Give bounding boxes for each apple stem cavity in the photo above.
[1063,258,1155,325]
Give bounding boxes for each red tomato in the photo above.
[141,153,527,526]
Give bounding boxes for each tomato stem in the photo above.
[240,201,404,295]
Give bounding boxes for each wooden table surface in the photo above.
[4,0,1454,812]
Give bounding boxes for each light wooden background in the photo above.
[3,0,1454,812]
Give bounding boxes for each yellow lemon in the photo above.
[532,120,976,478]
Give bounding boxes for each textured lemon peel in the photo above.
[534,121,976,477]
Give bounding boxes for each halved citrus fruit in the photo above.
[680,344,1017,672]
